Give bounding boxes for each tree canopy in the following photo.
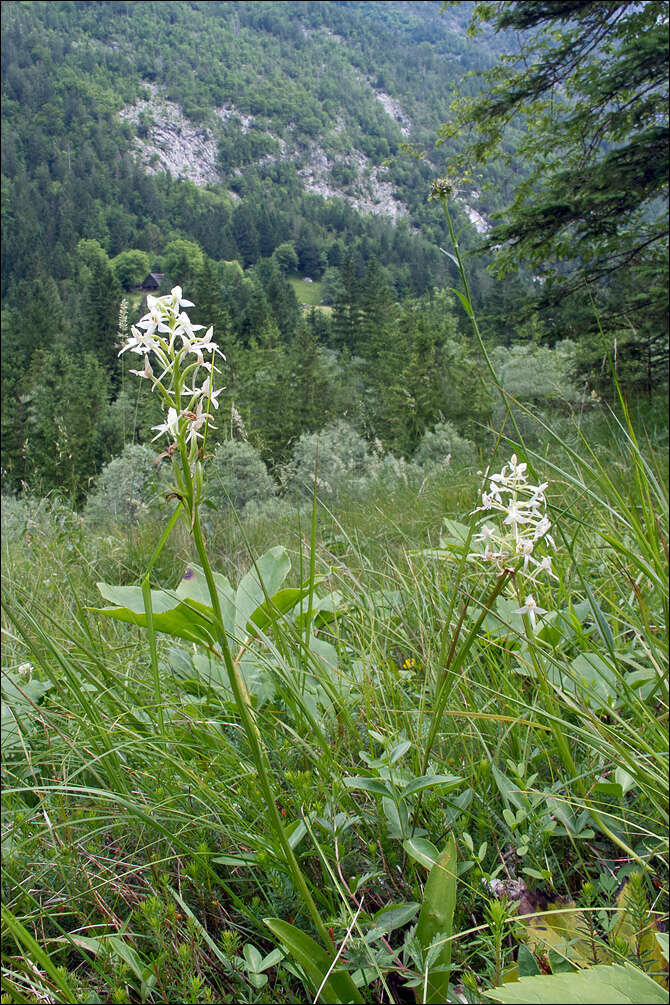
[442,1,669,311]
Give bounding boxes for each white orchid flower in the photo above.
[514,595,547,632]
[151,407,181,442]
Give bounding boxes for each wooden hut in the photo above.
[140,273,166,292]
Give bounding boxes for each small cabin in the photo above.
[140,272,166,292]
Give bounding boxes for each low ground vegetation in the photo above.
[2,389,667,1002]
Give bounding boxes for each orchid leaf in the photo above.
[416,833,457,1003]
[263,918,364,1004]
[483,963,667,1003]
[235,546,291,640]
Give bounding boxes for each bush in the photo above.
[206,440,276,514]
[1,495,34,544]
[280,420,378,501]
[84,444,163,527]
[490,341,581,407]
[413,422,477,470]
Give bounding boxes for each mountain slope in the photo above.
[1,0,511,298]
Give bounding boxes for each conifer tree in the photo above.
[442,1,669,312]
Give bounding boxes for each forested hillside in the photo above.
[1,0,667,502]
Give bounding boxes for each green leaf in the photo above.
[263,918,364,1004]
[249,586,313,635]
[235,546,291,640]
[483,963,667,1003]
[95,582,165,614]
[416,834,457,1003]
[382,796,408,840]
[243,943,263,972]
[366,902,420,942]
[177,564,236,635]
[517,945,540,978]
[449,286,475,318]
[343,776,394,798]
[492,766,528,811]
[389,739,412,764]
[583,582,615,651]
[403,837,440,871]
[93,594,217,648]
[400,774,463,798]
[562,653,620,712]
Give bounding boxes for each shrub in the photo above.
[84,444,163,527]
[413,421,477,470]
[280,420,378,501]
[206,440,276,514]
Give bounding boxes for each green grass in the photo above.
[288,275,325,306]
[2,408,668,1003]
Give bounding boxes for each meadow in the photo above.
[2,378,668,1002]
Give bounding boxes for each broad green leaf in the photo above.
[237,654,276,705]
[249,586,313,635]
[568,653,619,711]
[365,902,420,942]
[416,834,457,1004]
[483,962,667,1003]
[309,634,339,675]
[382,796,407,840]
[2,676,55,754]
[438,517,470,553]
[523,900,597,965]
[263,918,363,1004]
[235,546,291,640]
[93,594,217,648]
[177,564,235,635]
[285,818,309,851]
[243,943,263,972]
[1,676,53,707]
[343,776,394,798]
[614,767,636,796]
[403,837,440,871]
[400,774,463,798]
[212,852,258,866]
[491,766,528,812]
[96,581,178,615]
[189,651,230,690]
[389,739,412,763]
[106,936,149,983]
[517,945,540,978]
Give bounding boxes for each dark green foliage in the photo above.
[442,2,669,325]
[20,340,119,503]
[111,249,151,291]
[76,240,123,374]
[1,0,667,503]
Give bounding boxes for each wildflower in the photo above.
[468,454,556,584]
[151,407,180,442]
[187,375,223,409]
[121,286,224,516]
[231,403,248,441]
[129,355,153,380]
[514,595,547,632]
[181,398,213,444]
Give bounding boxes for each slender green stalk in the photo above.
[189,503,332,946]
